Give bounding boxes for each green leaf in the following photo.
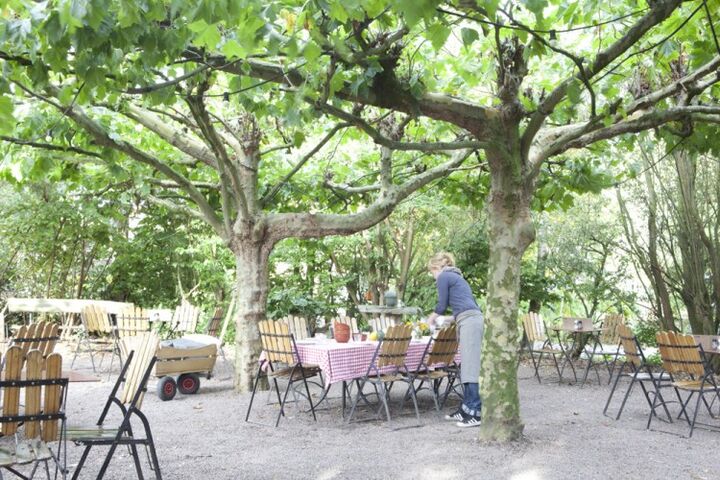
[329,69,346,96]
[303,41,322,63]
[0,95,15,134]
[293,131,305,147]
[460,28,479,47]
[426,23,450,51]
[194,23,221,49]
[329,2,349,23]
[566,79,582,104]
[478,0,500,19]
[221,39,247,59]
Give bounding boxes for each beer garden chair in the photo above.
[66,332,162,479]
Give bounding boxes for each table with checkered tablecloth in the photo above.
[295,338,456,386]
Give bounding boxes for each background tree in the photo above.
[618,134,720,335]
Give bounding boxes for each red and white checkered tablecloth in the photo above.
[295,339,445,386]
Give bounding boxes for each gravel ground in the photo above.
[40,344,720,480]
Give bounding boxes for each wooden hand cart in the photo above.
[153,339,218,401]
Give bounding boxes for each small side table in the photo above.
[357,305,422,329]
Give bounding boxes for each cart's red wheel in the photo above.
[177,373,200,395]
[157,376,177,401]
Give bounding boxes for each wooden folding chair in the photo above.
[370,316,393,333]
[649,331,720,437]
[520,312,564,383]
[590,313,626,383]
[346,324,419,423]
[406,324,459,411]
[245,321,321,427]
[603,325,672,421]
[72,306,118,373]
[183,307,228,363]
[116,307,151,338]
[0,348,68,480]
[170,302,201,336]
[67,332,162,479]
[204,307,224,338]
[7,322,60,365]
[279,316,310,340]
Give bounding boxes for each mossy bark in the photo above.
[231,239,270,393]
[478,145,535,442]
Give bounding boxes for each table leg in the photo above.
[580,334,603,387]
[555,330,578,384]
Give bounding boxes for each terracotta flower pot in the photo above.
[334,322,351,343]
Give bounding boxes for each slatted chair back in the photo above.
[278,316,309,340]
[0,348,66,442]
[617,324,643,368]
[521,312,546,344]
[600,313,625,345]
[10,321,59,360]
[332,316,359,333]
[116,306,151,337]
[172,302,201,334]
[655,331,706,377]
[81,305,113,335]
[655,331,677,375]
[377,324,412,369]
[427,324,459,366]
[665,331,705,377]
[205,307,224,337]
[370,316,393,333]
[119,331,160,410]
[259,320,295,365]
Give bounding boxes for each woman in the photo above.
[426,252,484,428]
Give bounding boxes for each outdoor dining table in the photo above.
[551,318,606,387]
[294,337,459,413]
[693,334,720,356]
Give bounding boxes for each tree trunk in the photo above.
[479,172,534,442]
[231,239,271,392]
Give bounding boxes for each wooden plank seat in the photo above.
[346,324,419,423]
[245,320,320,427]
[407,324,459,411]
[66,332,161,479]
[0,347,68,479]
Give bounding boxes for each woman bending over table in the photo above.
[426,252,484,428]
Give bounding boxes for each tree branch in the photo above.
[197,53,500,138]
[124,65,211,94]
[0,135,103,158]
[23,84,227,238]
[260,123,350,207]
[316,102,489,151]
[544,106,720,157]
[264,148,474,243]
[521,0,684,157]
[120,103,217,166]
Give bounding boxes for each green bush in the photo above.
[634,318,660,347]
